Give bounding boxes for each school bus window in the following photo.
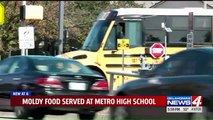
[104,27,116,50]
[143,16,165,44]
[194,16,211,28]
[81,20,111,51]
[167,16,188,43]
[169,31,188,43]
[143,16,165,29]
[117,23,125,38]
[125,22,142,48]
[169,16,188,29]
[194,16,211,44]
[145,30,164,43]
[194,30,211,43]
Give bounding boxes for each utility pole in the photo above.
[187,12,194,49]
[21,1,26,56]
[161,22,172,60]
[58,1,64,55]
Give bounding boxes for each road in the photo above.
[0,108,110,120]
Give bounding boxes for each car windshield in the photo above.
[31,58,94,75]
[81,20,111,51]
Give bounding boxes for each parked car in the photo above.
[110,47,213,120]
[0,55,108,120]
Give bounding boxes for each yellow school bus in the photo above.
[58,8,213,90]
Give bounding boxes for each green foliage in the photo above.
[0,1,144,58]
[63,1,144,52]
[0,1,21,59]
[63,1,111,51]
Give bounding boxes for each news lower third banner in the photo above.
[11,96,166,106]
[10,91,203,113]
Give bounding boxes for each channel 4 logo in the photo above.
[167,96,202,107]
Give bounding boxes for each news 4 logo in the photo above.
[167,96,202,107]
[191,96,202,107]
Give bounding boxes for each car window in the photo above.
[0,57,15,74]
[153,51,188,76]
[153,50,210,76]
[198,54,213,75]
[31,58,94,74]
[8,58,26,74]
[179,51,207,75]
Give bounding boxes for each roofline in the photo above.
[113,8,213,16]
[150,1,166,8]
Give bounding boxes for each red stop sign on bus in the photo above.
[149,43,165,58]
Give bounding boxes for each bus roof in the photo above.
[113,8,213,16]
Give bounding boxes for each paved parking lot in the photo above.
[0,108,110,120]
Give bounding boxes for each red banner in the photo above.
[11,96,167,106]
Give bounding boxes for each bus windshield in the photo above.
[81,20,111,51]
